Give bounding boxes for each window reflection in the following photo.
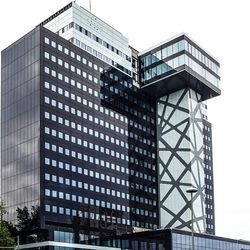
[141,51,220,89]
[1,27,40,224]
[172,232,250,250]
[140,38,220,85]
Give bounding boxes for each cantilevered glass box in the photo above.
[139,33,220,101]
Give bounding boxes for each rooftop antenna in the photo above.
[89,0,92,12]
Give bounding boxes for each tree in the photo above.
[2,221,18,236]
[16,205,40,232]
[0,200,15,247]
[16,206,31,231]
[0,226,15,247]
[0,200,7,225]
[15,206,47,244]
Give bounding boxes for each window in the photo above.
[78,196,83,203]
[72,195,76,201]
[44,37,50,44]
[44,52,50,59]
[59,207,64,214]
[45,127,50,134]
[51,99,56,106]
[52,206,57,213]
[58,58,63,65]
[65,164,70,170]
[45,142,50,149]
[58,73,63,80]
[52,190,57,197]
[64,62,69,69]
[52,175,57,182]
[45,189,50,196]
[52,159,57,167]
[76,68,81,75]
[66,193,70,200]
[45,205,50,212]
[64,90,69,98]
[76,54,81,61]
[70,65,75,72]
[51,55,56,62]
[59,177,64,184]
[51,41,56,48]
[51,70,56,77]
[64,48,69,54]
[58,44,63,51]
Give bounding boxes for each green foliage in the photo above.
[0,200,7,224]
[0,226,15,247]
[16,206,40,232]
[15,206,46,244]
[0,200,15,247]
[0,202,41,246]
[2,221,18,236]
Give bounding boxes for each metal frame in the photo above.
[17,241,121,250]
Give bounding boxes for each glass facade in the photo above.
[1,27,41,223]
[56,21,131,64]
[16,229,250,250]
[139,35,221,91]
[100,65,158,230]
[118,229,250,250]
[172,231,250,250]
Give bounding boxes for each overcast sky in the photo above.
[1,0,250,240]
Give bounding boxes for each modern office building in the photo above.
[1,1,220,244]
